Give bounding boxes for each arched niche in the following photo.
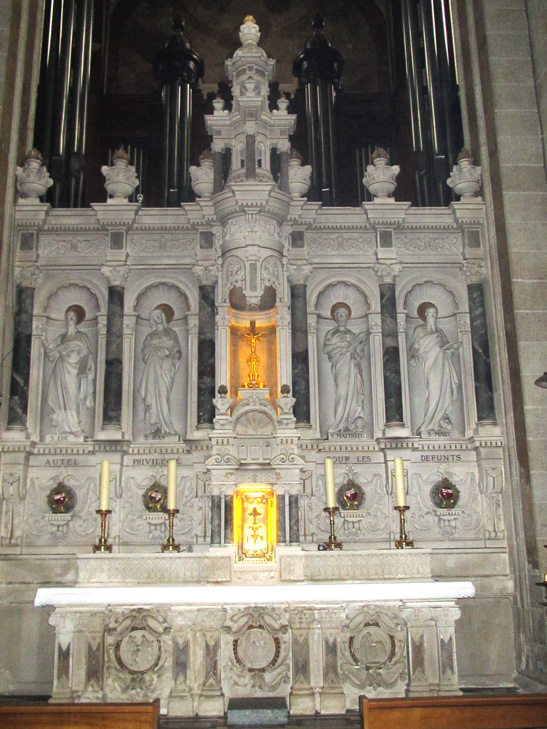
[315,282,372,440]
[133,283,190,441]
[41,284,100,441]
[404,282,464,437]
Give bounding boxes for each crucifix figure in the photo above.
[242,320,266,388]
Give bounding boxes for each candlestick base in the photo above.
[318,507,343,551]
[161,509,181,553]
[93,509,113,553]
[394,505,414,549]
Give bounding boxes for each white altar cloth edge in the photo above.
[34,581,475,607]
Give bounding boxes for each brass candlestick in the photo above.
[319,506,343,551]
[161,509,181,552]
[93,509,113,553]
[394,505,414,549]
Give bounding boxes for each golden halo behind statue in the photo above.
[65,304,86,324]
[153,303,175,324]
[417,301,437,321]
[330,301,352,320]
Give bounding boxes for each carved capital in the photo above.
[101,264,130,287]
[194,264,218,287]
[212,141,225,154]
[245,122,257,136]
[287,263,312,286]
[15,264,41,288]
[463,260,485,284]
[373,262,402,285]
[278,141,291,154]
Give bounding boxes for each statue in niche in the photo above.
[138,306,181,439]
[409,302,461,434]
[323,302,369,436]
[43,305,95,438]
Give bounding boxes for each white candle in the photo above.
[393,457,406,507]
[324,457,336,508]
[99,460,110,511]
[167,459,177,510]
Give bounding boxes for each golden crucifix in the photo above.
[242,320,266,388]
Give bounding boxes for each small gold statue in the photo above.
[242,320,266,388]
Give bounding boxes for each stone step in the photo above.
[226,698,288,726]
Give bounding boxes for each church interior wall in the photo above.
[453,0,547,677]
[0,0,545,706]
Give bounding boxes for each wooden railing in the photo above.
[361,694,547,729]
[0,700,159,729]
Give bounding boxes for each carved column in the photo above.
[49,611,77,702]
[154,15,204,206]
[434,606,461,695]
[375,263,405,431]
[216,309,231,400]
[368,313,384,440]
[464,261,496,425]
[192,609,225,715]
[318,608,346,713]
[212,141,224,194]
[245,122,257,180]
[293,14,344,206]
[210,495,222,545]
[278,140,290,194]
[0,473,25,547]
[402,605,440,696]
[100,266,130,435]
[194,266,218,429]
[289,494,300,544]
[289,608,318,713]
[288,265,312,426]
[277,493,286,544]
[7,267,41,432]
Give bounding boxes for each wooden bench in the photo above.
[361,694,547,729]
[0,700,159,729]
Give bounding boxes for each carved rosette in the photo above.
[222,606,290,696]
[340,607,406,695]
[104,609,172,705]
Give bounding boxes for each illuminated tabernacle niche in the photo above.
[234,485,277,563]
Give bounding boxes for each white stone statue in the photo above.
[323,302,369,436]
[409,302,461,434]
[43,307,95,438]
[138,307,182,439]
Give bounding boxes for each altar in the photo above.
[0,12,518,707]
[35,551,473,716]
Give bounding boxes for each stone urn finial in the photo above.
[277,93,289,113]
[101,148,139,203]
[16,149,53,203]
[190,149,214,198]
[363,148,400,200]
[288,149,312,199]
[447,148,482,198]
[239,15,260,46]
